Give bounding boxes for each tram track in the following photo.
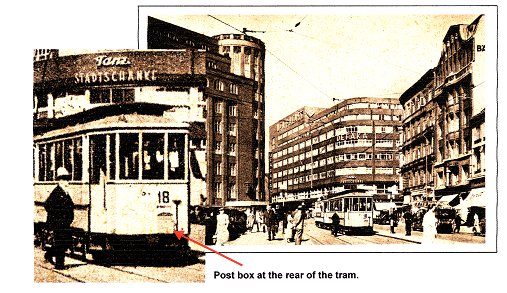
[36,262,86,283]
[306,226,420,245]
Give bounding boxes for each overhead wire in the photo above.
[207,14,336,102]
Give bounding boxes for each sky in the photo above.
[140,11,480,128]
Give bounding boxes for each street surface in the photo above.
[34,247,205,283]
[226,218,486,246]
[34,218,484,283]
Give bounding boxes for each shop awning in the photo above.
[466,187,486,208]
[438,194,460,206]
[374,202,397,211]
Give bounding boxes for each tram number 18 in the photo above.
[158,191,170,204]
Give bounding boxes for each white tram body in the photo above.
[34,111,191,252]
[314,190,374,234]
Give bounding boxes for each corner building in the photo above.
[147,17,266,207]
[269,98,403,206]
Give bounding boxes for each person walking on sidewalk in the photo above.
[264,205,277,241]
[285,210,295,242]
[389,209,398,234]
[403,209,413,236]
[293,205,305,245]
[454,212,462,233]
[215,208,230,246]
[331,212,340,237]
[473,213,480,235]
[44,167,75,270]
[422,207,438,244]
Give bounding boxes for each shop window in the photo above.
[112,88,135,103]
[90,89,111,104]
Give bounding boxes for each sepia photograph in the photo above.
[22,2,501,288]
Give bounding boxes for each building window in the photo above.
[215,182,222,198]
[214,80,225,91]
[228,105,237,116]
[228,123,237,136]
[214,121,222,134]
[229,84,239,95]
[215,162,222,175]
[215,101,223,114]
[228,142,236,155]
[214,141,222,154]
[230,163,237,176]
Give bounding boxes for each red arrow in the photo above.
[174,230,243,266]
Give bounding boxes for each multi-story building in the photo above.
[147,17,266,207]
[399,69,436,202]
[269,98,403,206]
[399,15,486,211]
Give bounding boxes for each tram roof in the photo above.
[319,189,371,201]
[34,112,189,141]
[34,103,190,138]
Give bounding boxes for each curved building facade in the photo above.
[269,97,403,205]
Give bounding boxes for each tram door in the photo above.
[89,135,109,229]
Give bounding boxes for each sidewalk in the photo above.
[373,223,485,244]
[226,224,299,246]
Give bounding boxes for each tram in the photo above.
[314,189,374,235]
[33,104,192,258]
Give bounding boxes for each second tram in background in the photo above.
[314,189,374,235]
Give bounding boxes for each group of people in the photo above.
[385,206,482,244]
[243,205,306,245]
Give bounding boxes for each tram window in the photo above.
[55,141,63,172]
[73,138,82,180]
[366,198,372,211]
[359,198,367,211]
[352,198,359,211]
[344,198,349,212]
[90,135,107,184]
[38,144,47,181]
[63,140,73,179]
[46,143,55,181]
[119,133,139,180]
[108,135,116,180]
[168,134,185,180]
[142,133,165,180]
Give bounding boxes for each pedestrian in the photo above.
[246,208,255,232]
[403,209,413,236]
[293,205,305,245]
[44,167,75,270]
[454,212,462,233]
[473,213,480,235]
[252,209,261,232]
[389,209,398,234]
[331,212,340,236]
[215,208,230,246]
[422,207,438,244]
[285,210,295,242]
[264,205,277,241]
